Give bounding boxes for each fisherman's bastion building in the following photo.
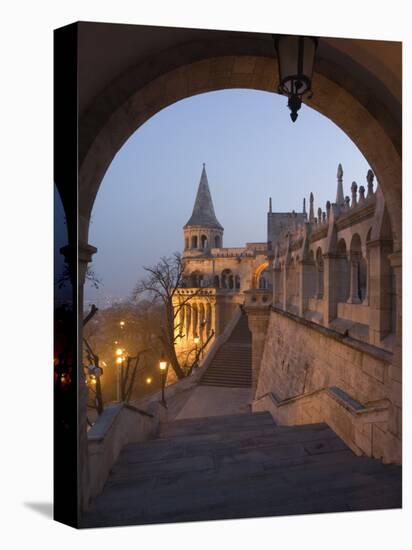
[173,163,399,463]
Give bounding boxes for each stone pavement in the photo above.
[82,412,402,528]
[174,386,252,419]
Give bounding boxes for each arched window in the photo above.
[191,235,198,249]
[190,271,203,288]
[213,275,220,288]
[259,276,266,289]
[201,235,208,249]
[316,247,324,299]
[192,304,198,338]
[206,303,212,336]
[214,235,221,248]
[350,234,366,302]
[185,304,191,338]
[221,269,233,289]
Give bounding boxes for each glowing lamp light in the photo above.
[146,377,152,384]
[159,358,167,371]
[116,357,123,365]
[193,336,200,345]
[119,321,125,328]
[115,348,123,356]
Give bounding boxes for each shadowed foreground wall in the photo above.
[254,308,400,462]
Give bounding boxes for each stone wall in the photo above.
[254,307,397,461]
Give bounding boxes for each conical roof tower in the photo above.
[183,164,224,253]
[184,164,223,230]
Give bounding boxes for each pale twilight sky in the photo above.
[85,89,371,306]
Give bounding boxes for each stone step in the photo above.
[200,379,251,387]
[159,413,274,438]
[205,364,251,370]
[199,314,252,388]
[82,408,402,528]
[202,374,252,384]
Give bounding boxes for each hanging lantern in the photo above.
[274,35,318,122]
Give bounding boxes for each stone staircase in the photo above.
[82,411,402,527]
[200,313,252,388]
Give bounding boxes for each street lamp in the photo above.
[159,355,168,407]
[115,352,125,401]
[274,34,318,122]
[193,334,200,365]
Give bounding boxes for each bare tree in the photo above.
[132,253,211,379]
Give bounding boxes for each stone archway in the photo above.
[72,27,402,510]
[78,37,401,251]
[252,262,269,289]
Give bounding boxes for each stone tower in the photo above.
[183,164,224,256]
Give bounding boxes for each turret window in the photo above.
[191,235,198,249]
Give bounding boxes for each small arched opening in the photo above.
[201,234,208,249]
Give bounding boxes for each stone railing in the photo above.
[210,247,254,258]
[252,387,390,459]
[87,401,167,502]
[244,289,272,308]
[245,242,268,252]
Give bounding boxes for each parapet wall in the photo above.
[254,307,398,462]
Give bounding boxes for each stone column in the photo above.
[282,263,288,311]
[322,253,337,327]
[368,239,393,345]
[298,260,311,317]
[363,247,370,305]
[64,241,96,514]
[386,251,402,463]
[347,256,361,304]
[79,242,97,511]
[245,301,271,399]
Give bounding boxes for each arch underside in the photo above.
[78,39,401,252]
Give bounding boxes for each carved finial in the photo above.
[351,181,358,207]
[317,207,322,222]
[303,197,306,215]
[345,196,350,209]
[367,169,374,197]
[359,185,365,202]
[326,200,331,221]
[322,211,326,224]
[336,163,344,206]
[269,197,272,213]
[309,192,314,222]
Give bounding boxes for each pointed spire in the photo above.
[351,181,358,207]
[303,197,306,216]
[367,169,375,197]
[184,164,223,229]
[326,200,331,221]
[269,197,272,213]
[336,163,344,206]
[309,192,314,222]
